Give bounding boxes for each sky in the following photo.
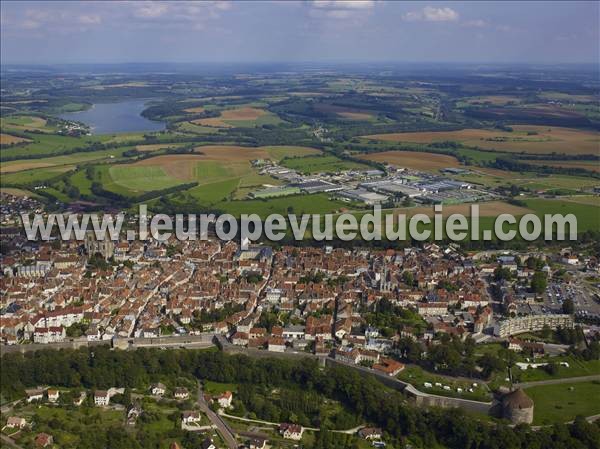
[1,1,598,65]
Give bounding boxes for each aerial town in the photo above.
[1,1,599,448]
[1,188,598,447]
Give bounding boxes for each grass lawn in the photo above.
[515,358,600,383]
[397,366,491,402]
[525,381,600,425]
[203,380,238,394]
[13,404,124,448]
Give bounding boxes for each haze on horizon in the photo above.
[0,1,598,65]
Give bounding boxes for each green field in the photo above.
[68,169,94,195]
[215,192,347,218]
[0,115,54,132]
[454,168,598,191]
[525,381,600,425]
[175,121,220,134]
[525,198,600,232]
[455,148,505,163]
[203,380,238,394]
[515,358,600,383]
[262,145,321,161]
[2,165,74,186]
[1,132,109,159]
[2,147,129,172]
[12,404,124,448]
[398,366,491,402]
[184,178,240,204]
[281,155,370,174]
[225,112,283,127]
[108,165,184,192]
[193,160,235,184]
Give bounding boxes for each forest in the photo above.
[1,347,599,449]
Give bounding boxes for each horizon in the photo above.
[1,1,598,65]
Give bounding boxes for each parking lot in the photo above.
[545,276,600,319]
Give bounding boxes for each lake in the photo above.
[59,99,165,134]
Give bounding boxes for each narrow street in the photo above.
[196,381,238,449]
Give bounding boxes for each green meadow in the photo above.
[525,381,600,425]
[281,155,370,174]
[109,165,184,192]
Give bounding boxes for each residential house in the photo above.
[151,383,166,396]
[94,390,110,406]
[26,389,44,402]
[267,337,286,352]
[47,389,60,403]
[6,416,27,429]
[358,427,383,440]
[217,391,233,408]
[174,387,189,400]
[182,411,202,425]
[34,433,53,448]
[373,358,405,376]
[279,423,303,440]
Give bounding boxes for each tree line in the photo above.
[1,347,599,449]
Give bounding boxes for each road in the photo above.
[219,411,364,434]
[196,381,238,449]
[515,373,600,389]
[0,434,25,449]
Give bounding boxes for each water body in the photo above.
[59,99,165,134]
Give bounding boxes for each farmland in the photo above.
[524,198,600,232]
[0,115,51,132]
[1,64,599,231]
[314,103,375,121]
[68,145,322,202]
[281,155,370,174]
[358,150,461,172]
[526,159,600,173]
[0,132,109,159]
[1,148,128,173]
[365,125,600,155]
[2,165,75,186]
[0,132,30,145]
[108,165,184,192]
[191,106,282,128]
[390,200,532,219]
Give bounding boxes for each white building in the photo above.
[94,391,110,406]
[217,391,233,408]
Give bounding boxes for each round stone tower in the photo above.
[502,388,534,424]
